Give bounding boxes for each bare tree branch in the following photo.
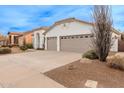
[92,5,113,62]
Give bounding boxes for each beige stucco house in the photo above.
[7,32,23,46]
[0,34,7,47]
[33,18,121,53]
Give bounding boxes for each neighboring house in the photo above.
[110,28,121,51]
[18,30,34,46]
[117,32,124,52]
[7,32,23,46]
[33,27,49,49]
[0,34,7,47]
[43,18,121,53]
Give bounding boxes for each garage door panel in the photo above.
[47,37,57,50]
[61,35,93,53]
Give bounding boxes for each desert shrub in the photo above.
[19,46,28,51]
[0,48,11,54]
[107,55,124,71]
[37,48,44,50]
[82,50,98,60]
[26,44,33,49]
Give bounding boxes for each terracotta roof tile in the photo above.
[8,32,23,35]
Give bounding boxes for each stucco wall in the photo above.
[110,32,121,52]
[18,33,33,46]
[18,36,24,46]
[46,21,93,37]
[24,33,33,44]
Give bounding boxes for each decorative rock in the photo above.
[85,80,98,88]
[68,65,76,70]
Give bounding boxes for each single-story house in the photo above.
[33,27,49,49]
[7,32,23,46]
[33,18,121,53]
[18,30,34,46]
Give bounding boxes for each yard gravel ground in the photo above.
[45,59,124,88]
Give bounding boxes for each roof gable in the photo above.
[44,18,93,34]
[45,18,121,35]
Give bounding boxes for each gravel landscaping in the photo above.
[44,59,124,88]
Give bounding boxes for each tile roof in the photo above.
[54,18,93,25]
[8,32,23,35]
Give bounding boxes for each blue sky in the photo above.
[0,5,124,35]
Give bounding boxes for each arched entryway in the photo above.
[36,33,40,49]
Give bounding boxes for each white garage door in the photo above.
[47,37,57,50]
[60,35,93,53]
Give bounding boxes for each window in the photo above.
[76,36,79,38]
[66,37,68,39]
[68,36,70,39]
[71,36,74,39]
[64,37,67,39]
[90,35,94,38]
[85,36,88,38]
[115,36,117,39]
[62,36,66,39]
[80,36,83,38]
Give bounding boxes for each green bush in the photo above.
[26,44,33,49]
[20,46,28,51]
[82,50,98,60]
[0,48,11,54]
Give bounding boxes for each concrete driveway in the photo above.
[0,51,81,88]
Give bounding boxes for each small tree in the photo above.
[92,5,113,62]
